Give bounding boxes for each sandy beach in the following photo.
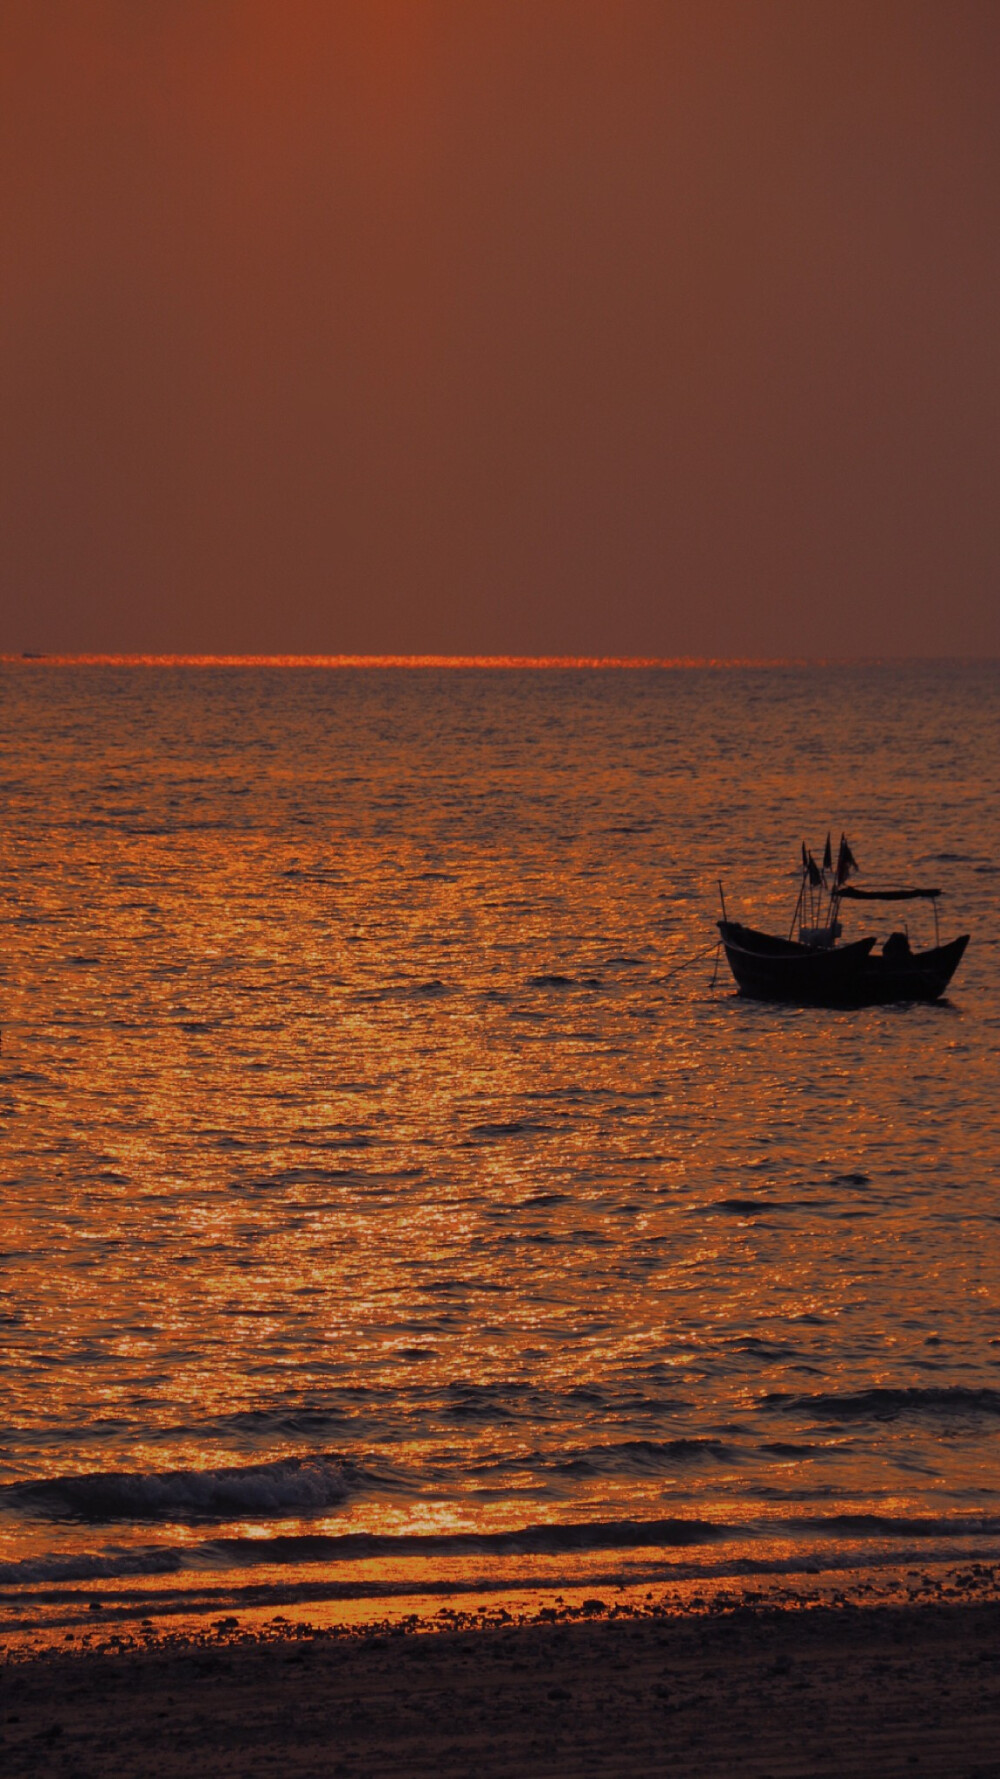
[4,1587,1000,1779]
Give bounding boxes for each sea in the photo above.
[1,658,999,1642]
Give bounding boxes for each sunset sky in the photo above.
[2,1,998,659]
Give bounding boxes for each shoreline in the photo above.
[7,1544,996,1650]
[5,1548,1000,1654]
[3,1580,999,1777]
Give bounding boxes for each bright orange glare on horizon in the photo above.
[5,654,814,668]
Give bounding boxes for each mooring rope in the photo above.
[656,939,723,984]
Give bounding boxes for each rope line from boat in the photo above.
[656,940,723,984]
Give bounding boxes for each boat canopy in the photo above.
[837,886,940,901]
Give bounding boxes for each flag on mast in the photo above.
[835,834,858,884]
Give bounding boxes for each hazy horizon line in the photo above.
[4,653,996,670]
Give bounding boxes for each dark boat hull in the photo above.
[718,921,969,1007]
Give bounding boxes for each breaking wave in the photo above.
[1,1454,369,1525]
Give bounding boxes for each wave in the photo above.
[0,1547,188,1585]
[768,1386,1000,1423]
[5,1510,1000,1592]
[1,1453,369,1525]
[466,1121,552,1140]
[709,1197,817,1216]
[784,1513,1000,1539]
[550,1439,735,1477]
[0,1516,733,1587]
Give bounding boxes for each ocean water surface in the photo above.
[1,660,999,1635]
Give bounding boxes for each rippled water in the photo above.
[1,661,999,1628]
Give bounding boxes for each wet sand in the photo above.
[4,1592,1000,1778]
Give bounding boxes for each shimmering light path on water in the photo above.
[1,662,998,1623]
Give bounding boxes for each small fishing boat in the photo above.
[717,835,969,1006]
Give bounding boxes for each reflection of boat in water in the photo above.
[717,835,969,1006]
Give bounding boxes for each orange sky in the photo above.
[2,2,998,657]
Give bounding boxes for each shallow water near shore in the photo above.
[1,659,999,1641]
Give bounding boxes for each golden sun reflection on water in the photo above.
[1,662,998,1622]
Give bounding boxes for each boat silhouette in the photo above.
[717,835,969,1006]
